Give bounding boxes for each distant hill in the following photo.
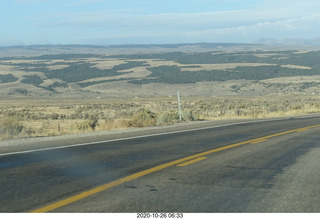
[0,43,263,57]
[1,48,320,98]
[254,37,320,48]
[2,42,320,58]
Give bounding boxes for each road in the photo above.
[1,116,320,212]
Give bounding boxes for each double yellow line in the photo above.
[31,123,320,213]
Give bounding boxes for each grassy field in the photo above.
[1,94,320,140]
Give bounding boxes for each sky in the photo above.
[1,0,320,46]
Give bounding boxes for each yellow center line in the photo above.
[30,123,320,213]
[296,128,310,132]
[251,139,268,144]
[177,157,207,167]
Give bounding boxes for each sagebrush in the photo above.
[1,95,320,140]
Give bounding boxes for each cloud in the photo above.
[173,13,320,42]
[35,7,320,32]
[67,12,320,44]
[10,0,320,45]
[35,10,259,29]
[31,0,320,33]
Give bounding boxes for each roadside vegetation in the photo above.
[1,95,320,140]
[0,117,24,139]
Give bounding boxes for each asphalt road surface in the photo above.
[1,116,320,213]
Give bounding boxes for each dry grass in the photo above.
[180,63,276,71]
[253,53,281,58]
[281,64,312,70]
[92,59,126,70]
[1,95,320,140]
[46,65,70,70]
[129,58,276,72]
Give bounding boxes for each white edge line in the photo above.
[0,115,318,157]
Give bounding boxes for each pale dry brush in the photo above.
[1,95,320,140]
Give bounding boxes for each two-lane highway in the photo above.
[1,116,320,212]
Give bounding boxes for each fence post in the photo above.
[177,91,182,122]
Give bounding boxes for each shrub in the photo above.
[129,109,157,127]
[0,117,24,139]
[182,110,199,121]
[96,118,129,131]
[70,120,98,132]
[157,110,180,125]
